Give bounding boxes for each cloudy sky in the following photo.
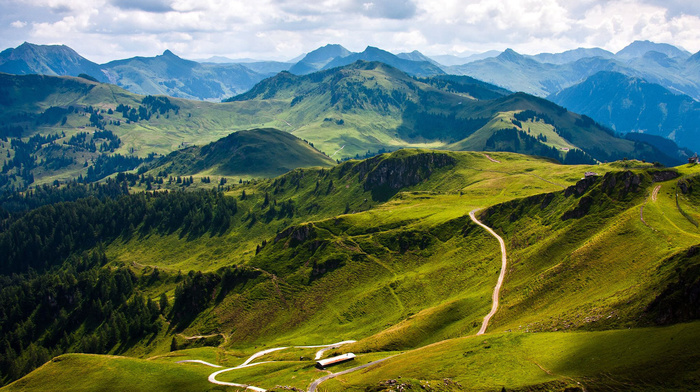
[1,0,699,63]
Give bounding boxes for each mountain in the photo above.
[0,42,105,81]
[322,46,445,76]
[288,44,352,75]
[0,62,683,194]
[616,40,691,60]
[228,60,679,166]
[446,42,700,101]
[100,50,269,100]
[430,50,501,66]
[549,71,700,152]
[531,47,614,64]
[0,43,280,101]
[448,48,627,97]
[150,128,335,177]
[238,61,292,74]
[396,50,439,65]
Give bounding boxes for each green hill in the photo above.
[0,62,686,194]
[150,128,335,177]
[227,60,678,165]
[2,149,699,390]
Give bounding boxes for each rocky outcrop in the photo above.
[561,196,594,220]
[354,151,456,192]
[650,169,679,183]
[564,176,597,197]
[600,171,642,199]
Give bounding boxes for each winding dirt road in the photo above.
[469,209,508,336]
[180,211,510,390]
[179,340,356,391]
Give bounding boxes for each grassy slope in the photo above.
[327,321,700,391]
[4,152,700,392]
[147,128,335,178]
[0,354,236,392]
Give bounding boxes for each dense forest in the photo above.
[0,182,246,385]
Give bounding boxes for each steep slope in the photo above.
[288,44,352,75]
[2,151,699,391]
[150,128,335,177]
[322,46,445,76]
[0,42,105,81]
[550,71,700,152]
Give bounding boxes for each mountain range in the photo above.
[0,61,689,194]
[2,38,700,392]
[549,71,700,152]
[5,40,700,102]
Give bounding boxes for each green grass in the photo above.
[323,322,700,391]
[0,354,238,392]
[5,150,700,391]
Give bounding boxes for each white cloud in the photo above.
[0,0,698,62]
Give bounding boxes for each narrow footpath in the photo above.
[469,209,508,335]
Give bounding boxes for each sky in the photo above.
[1,0,700,63]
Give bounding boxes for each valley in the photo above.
[0,35,699,392]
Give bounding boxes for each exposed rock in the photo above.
[354,151,456,193]
[600,171,642,199]
[650,169,679,183]
[564,176,597,197]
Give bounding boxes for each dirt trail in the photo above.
[484,153,501,163]
[469,209,508,335]
[181,341,356,391]
[641,185,662,229]
[181,210,512,390]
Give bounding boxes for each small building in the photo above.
[689,154,698,164]
[315,353,356,369]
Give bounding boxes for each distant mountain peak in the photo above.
[497,48,524,62]
[616,40,690,60]
[288,44,352,75]
[162,49,177,57]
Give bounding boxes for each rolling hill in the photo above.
[1,149,698,391]
[0,61,686,193]
[227,60,681,165]
[149,128,336,177]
